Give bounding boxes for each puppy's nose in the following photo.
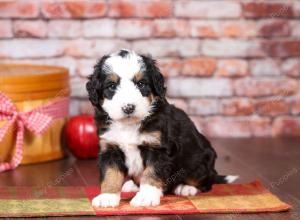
[122,104,135,115]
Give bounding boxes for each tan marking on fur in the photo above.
[147,93,155,104]
[185,178,201,187]
[133,71,143,82]
[141,167,163,190]
[133,176,141,186]
[100,139,118,151]
[140,131,161,146]
[101,166,124,193]
[119,116,141,124]
[109,73,119,83]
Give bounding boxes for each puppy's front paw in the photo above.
[92,193,120,208]
[130,184,162,207]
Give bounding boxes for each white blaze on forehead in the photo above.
[105,51,143,79]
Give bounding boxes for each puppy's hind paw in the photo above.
[174,184,198,196]
[225,175,239,183]
[122,180,139,192]
[92,193,120,208]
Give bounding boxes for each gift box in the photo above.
[0,64,70,172]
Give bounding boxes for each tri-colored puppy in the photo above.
[86,49,238,208]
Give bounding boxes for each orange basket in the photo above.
[0,64,70,165]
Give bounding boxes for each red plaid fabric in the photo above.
[0,181,291,217]
[0,92,69,172]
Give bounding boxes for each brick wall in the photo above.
[0,0,300,137]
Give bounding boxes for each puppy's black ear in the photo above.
[86,55,109,108]
[141,55,166,98]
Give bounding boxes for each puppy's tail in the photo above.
[214,175,239,184]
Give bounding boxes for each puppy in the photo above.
[86,49,238,208]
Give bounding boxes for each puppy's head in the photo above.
[86,49,166,123]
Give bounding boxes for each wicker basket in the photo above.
[0,64,70,165]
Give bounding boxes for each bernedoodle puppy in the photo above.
[86,49,238,208]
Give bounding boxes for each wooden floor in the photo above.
[1,138,299,220]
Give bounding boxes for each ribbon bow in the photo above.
[0,92,69,172]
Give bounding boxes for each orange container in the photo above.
[0,64,70,165]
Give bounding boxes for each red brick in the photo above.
[83,19,115,38]
[0,20,12,38]
[234,79,298,97]
[133,39,200,57]
[65,39,130,58]
[291,100,300,115]
[190,21,219,38]
[250,59,281,76]
[216,59,248,77]
[167,78,233,97]
[116,20,153,39]
[222,21,257,38]
[261,40,300,57]
[205,117,271,137]
[76,59,95,77]
[108,0,172,18]
[41,57,77,76]
[255,99,289,116]
[205,21,257,38]
[157,58,182,77]
[291,21,300,37]
[182,58,216,76]
[70,99,79,116]
[220,99,253,116]
[294,2,300,17]
[0,39,65,58]
[202,39,264,58]
[0,0,39,18]
[243,2,293,18]
[258,20,290,37]
[70,77,88,98]
[251,118,272,137]
[190,116,206,133]
[42,0,107,18]
[188,99,219,116]
[282,58,300,77]
[64,40,93,57]
[144,0,172,18]
[167,98,188,112]
[49,20,82,38]
[153,19,189,37]
[94,40,130,57]
[175,0,241,18]
[272,117,300,137]
[14,20,46,38]
[108,0,134,17]
[79,100,94,115]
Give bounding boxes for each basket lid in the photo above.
[0,64,69,85]
[1,80,69,93]
[0,64,69,94]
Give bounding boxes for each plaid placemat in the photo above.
[0,181,291,217]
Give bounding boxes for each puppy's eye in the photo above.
[108,84,117,91]
[137,81,146,89]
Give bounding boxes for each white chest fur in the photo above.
[100,122,144,177]
[101,122,141,146]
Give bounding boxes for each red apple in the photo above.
[64,115,99,159]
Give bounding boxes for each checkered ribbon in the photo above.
[0,92,69,172]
